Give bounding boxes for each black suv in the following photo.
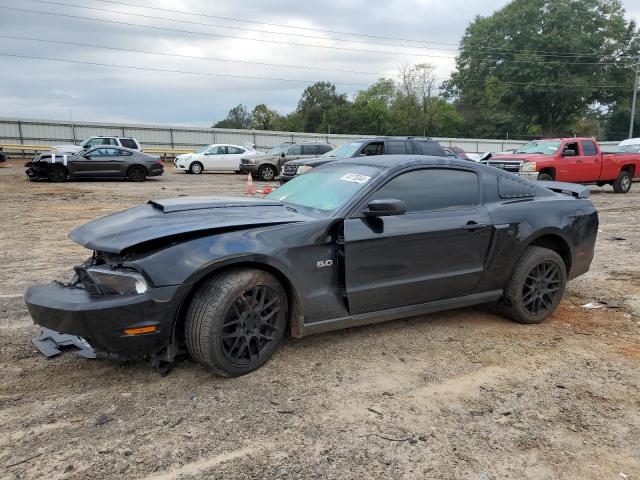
[278,137,447,183]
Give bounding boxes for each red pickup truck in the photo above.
[486,138,640,193]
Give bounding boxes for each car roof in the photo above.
[329,154,479,170]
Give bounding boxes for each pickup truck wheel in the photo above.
[613,171,632,193]
[185,269,287,377]
[189,162,203,174]
[258,164,277,181]
[503,246,566,324]
[537,173,553,181]
[48,164,67,182]
[127,165,147,182]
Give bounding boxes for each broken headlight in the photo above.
[86,267,148,296]
[296,165,314,175]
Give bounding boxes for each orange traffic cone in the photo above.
[245,172,256,195]
[258,186,273,195]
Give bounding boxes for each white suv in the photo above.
[52,136,142,154]
[174,144,258,174]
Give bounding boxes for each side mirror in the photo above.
[83,154,91,159]
[280,152,286,158]
[562,149,576,157]
[363,199,407,217]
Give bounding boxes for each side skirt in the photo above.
[299,290,503,337]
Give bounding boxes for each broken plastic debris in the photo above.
[582,303,604,310]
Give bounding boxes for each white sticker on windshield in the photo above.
[340,173,371,184]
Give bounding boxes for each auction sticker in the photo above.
[340,173,371,184]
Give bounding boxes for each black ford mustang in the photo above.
[26,156,598,376]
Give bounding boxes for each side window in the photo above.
[86,138,103,147]
[581,141,597,156]
[369,169,480,212]
[301,145,316,155]
[119,149,133,156]
[208,146,226,155]
[386,141,413,154]
[120,138,138,149]
[416,141,445,156]
[287,145,302,155]
[227,146,244,154]
[316,144,332,154]
[89,148,113,157]
[107,138,118,145]
[361,142,384,156]
[563,142,579,156]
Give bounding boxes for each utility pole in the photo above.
[629,65,639,139]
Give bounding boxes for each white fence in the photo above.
[0,117,619,154]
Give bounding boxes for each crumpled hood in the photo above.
[69,196,313,254]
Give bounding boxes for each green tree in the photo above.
[251,104,280,130]
[296,82,348,132]
[214,104,252,129]
[446,0,638,137]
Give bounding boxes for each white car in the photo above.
[52,136,142,154]
[174,144,258,174]
[618,138,640,153]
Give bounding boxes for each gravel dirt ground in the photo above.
[0,161,638,480]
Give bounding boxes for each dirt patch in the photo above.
[1,166,639,479]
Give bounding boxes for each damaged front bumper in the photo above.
[25,281,187,360]
[25,162,48,180]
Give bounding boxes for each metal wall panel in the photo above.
[0,117,623,155]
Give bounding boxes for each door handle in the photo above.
[576,160,582,164]
[462,222,488,232]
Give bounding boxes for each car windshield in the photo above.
[322,141,364,158]
[265,164,381,215]
[195,145,211,154]
[515,140,561,155]
[266,145,286,155]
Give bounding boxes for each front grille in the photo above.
[283,164,298,175]
[484,159,522,173]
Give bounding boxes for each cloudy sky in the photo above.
[0,0,638,126]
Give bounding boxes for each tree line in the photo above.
[215,0,640,141]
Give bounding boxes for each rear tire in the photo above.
[189,162,203,174]
[612,170,632,193]
[47,164,67,182]
[502,246,566,324]
[258,164,277,181]
[537,173,553,181]
[185,269,287,377]
[127,165,147,182]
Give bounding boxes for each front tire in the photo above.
[258,164,277,181]
[537,173,553,181]
[189,162,203,174]
[185,269,288,377]
[127,165,147,182]
[48,164,68,182]
[502,246,566,324]
[613,170,632,193]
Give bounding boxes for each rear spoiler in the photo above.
[537,181,590,199]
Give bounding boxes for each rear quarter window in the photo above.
[497,176,538,199]
[120,138,138,149]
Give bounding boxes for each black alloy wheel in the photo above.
[185,269,287,376]
[521,260,562,316]
[127,165,147,182]
[48,164,67,182]
[503,246,566,324]
[221,286,281,365]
